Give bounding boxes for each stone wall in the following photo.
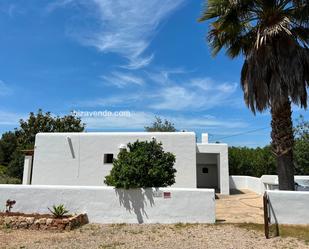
[0,213,88,230]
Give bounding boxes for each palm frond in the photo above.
[200,0,309,113]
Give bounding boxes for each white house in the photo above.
[23,132,230,195]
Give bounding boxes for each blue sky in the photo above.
[0,0,307,147]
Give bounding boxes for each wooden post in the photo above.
[263,192,269,239]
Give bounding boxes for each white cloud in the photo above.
[0,110,25,126]
[101,71,144,88]
[0,80,13,96]
[82,111,153,129]
[150,78,238,111]
[50,0,185,69]
[217,82,238,93]
[76,73,239,111]
[76,94,142,108]
[46,0,74,12]
[81,111,248,131]
[150,86,198,110]
[146,67,189,85]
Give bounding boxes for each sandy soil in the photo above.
[1,223,308,249]
[216,189,264,224]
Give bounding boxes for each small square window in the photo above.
[202,167,209,174]
[104,154,114,164]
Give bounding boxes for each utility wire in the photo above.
[209,127,269,142]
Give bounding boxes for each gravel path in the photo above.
[1,223,308,249]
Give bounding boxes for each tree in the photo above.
[105,139,176,189]
[16,109,85,147]
[145,117,177,132]
[229,146,276,177]
[2,109,85,180]
[0,132,18,166]
[200,0,309,190]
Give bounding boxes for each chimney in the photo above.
[201,133,208,144]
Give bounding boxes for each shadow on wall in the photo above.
[115,188,155,224]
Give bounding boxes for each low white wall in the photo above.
[0,185,215,224]
[229,176,263,194]
[267,190,309,225]
[230,175,309,194]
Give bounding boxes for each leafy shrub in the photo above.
[48,204,69,218]
[144,116,177,132]
[0,173,21,184]
[229,146,276,177]
[105,139,176,189]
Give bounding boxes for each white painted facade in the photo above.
[267,190,309,225]
[197,143,229,195]
[0,185,216,224]
[23,132,230,194]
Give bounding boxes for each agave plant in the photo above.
[48,204,69,218]
[199,0,309,190]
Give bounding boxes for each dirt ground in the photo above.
[216,189,264,223]
[1,223,308,249]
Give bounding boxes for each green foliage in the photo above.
[229,146,276,177]
[0,173,21,184]
[0,109,85,181]
[145,117,176,132]
[0,132,18,166]
[105,139,176,189]
[294,139,309,175]
[16,109,85,146]
[48,204,69,218]
[6,150,24,179]
[229,115,309,177]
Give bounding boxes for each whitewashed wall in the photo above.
[230,175,309,194]
[32,132,197,188]
[197,143,229,195]
[267,190,309,225]
[229,176,263,194]
[0,185,215,224]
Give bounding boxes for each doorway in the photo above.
[196,164,218,188]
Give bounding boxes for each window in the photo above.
[202,167,209,174]
[104,154,114,164]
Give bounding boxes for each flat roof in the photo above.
[36,131,196,136]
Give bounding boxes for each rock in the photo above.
[19,221,28,228]
[0,213,88,231]
[4,217,12,224]
[34,219,41,225]
[39,218,46,224]
[62,218,69,224]
[46,218,53,225]
[25,217,35,225]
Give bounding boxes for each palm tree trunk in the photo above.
[271,99,295,190]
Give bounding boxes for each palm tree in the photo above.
[199,0,309,190]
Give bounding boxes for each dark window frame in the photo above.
[104,154,114,164]
[202,167,209,174]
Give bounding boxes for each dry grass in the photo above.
[1,223,309,249]
[235,223,309,243]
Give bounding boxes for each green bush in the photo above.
[229,146,276,177]
[0,173,21,184]
[105,139,176,189]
